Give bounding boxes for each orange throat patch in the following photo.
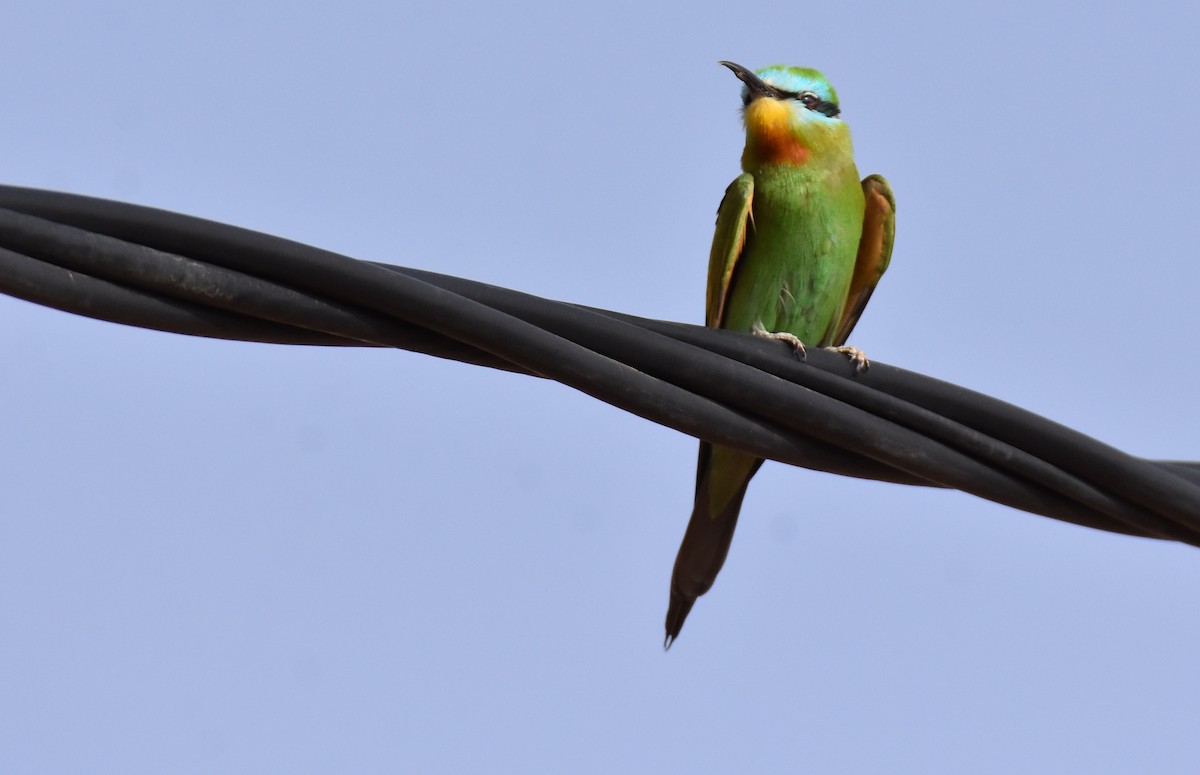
[742,98,809,166]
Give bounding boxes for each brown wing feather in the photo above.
[833,174,895,346]
[706,173,755,328]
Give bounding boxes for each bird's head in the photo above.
[719,61,851,169]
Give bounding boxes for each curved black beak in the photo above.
[718,60,783,100]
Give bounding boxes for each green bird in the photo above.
[664,61,896,647]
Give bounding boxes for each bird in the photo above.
[664,61,896,647]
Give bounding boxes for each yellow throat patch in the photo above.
[742,98,808,167]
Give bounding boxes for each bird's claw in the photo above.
[751,322,807,360]
[825,345,870,374]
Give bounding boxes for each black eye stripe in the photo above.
[740,86,841,118]
[783,89,840,118]
[809,99,840,118]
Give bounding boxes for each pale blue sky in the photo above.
[4,2,1200,772]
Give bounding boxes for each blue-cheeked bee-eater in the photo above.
[665,61,896,646]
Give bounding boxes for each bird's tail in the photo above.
[664,442,763,648]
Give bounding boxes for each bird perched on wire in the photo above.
[665,61,896,647]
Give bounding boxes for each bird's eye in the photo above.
[796,91,841,118]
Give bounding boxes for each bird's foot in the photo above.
[751,321,806,360]
[825,345,870,374]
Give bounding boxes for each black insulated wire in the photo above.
[0,184,1197,545]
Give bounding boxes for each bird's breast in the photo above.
[721,168,864,343]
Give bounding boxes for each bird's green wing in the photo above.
[832,173,895,346]
[705,173,754,328]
